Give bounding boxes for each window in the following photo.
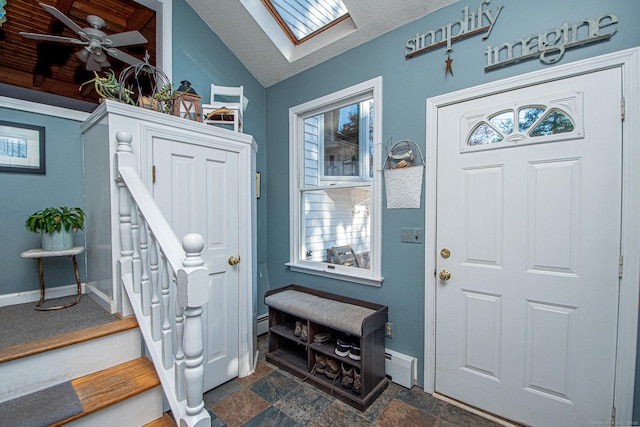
[462,91,584,152]
[262,0,349,45]
[288,77,383,286]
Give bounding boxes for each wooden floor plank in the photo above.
[144,413,177,426]
[71,357,160,414]
[0,316,138,363]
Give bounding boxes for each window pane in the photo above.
[324,103,360,177]
[302,186,371,269]
[267,0,348,41]
[530,109,575,136]
[489,111,514,134]
[518,107,545,132]
[468,123,504,146]
[304,101,373,182]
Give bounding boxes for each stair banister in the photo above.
[115,130,211,427]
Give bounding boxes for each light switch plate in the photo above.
[401,227,423,243]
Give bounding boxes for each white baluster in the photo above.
[161,253,173,369]
[150,234,161,341]
[139,215,151,316]
[131,205,141,293]
[118,182,133,261]
[177,234,209,424]
[174,302,185,401]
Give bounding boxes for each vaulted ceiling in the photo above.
[187,0,458,87]
[0,0,456,105]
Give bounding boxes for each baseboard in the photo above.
[0,283,85,308]
[257,313,269,336]
[84,282,115,313]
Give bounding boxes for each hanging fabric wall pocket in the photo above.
[383,139,424,209]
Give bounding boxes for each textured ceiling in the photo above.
[186,0,458,87]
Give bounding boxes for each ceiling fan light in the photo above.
[76,48,90,62]
[93,49,107,63]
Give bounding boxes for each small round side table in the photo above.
[20,246,85,311]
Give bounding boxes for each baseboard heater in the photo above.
[385,349,417,389]
[257,313,269,336]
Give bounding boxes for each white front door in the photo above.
[435,68,622,426]
[153,138,240,391]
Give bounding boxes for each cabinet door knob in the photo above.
[228,256,240,266]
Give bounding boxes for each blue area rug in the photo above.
[0,381,83,426]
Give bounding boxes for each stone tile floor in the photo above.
[203,334,504,427]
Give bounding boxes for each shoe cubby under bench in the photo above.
[264,284,389,411]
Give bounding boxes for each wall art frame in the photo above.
[0,120,45,174]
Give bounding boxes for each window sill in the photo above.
[286,262,383,287]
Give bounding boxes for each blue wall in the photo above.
[263,0,640,394]
[0,108,86,293]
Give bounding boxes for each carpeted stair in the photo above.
[0,300,172,426]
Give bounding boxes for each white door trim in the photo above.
[425,47,640,425]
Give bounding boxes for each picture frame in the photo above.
[0,120,46,174]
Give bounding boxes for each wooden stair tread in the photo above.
[51,357,160,425]
[0,316,138,364]
[145,413,177,426]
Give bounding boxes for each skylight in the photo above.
[262,0,349,45]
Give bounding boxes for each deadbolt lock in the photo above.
[440,248,451,258]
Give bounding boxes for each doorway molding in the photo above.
[424,47,639,425]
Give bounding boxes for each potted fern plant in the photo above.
[25,206,86,250]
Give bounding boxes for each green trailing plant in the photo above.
[80,70,135,105]
[25,206,86,234]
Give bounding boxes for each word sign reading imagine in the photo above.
[485,14,618,71]
[405,0,503,59]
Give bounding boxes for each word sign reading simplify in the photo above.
[405,0,503,59]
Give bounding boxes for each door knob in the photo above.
[439,270,451,281]
[228,256,240,266]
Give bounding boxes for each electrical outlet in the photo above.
[401,227,423,243]
[385,322,393,338]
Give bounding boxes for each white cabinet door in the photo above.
[153,137,240,391]
[435,68,622,426]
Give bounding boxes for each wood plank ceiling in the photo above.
[0,0,156,105]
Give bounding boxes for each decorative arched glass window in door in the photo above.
[462,92,583,152]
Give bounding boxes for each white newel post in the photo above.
[177,233,209,427]
[115,131,135,316]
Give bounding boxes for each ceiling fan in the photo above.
[20,3,148,71]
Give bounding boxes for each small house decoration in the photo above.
[171,81,202,122]
[383,139,425,209]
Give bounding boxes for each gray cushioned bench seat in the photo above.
[265,289,375,336]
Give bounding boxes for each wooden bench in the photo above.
[264,284,388,410]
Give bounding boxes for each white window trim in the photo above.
[287,76,383,286]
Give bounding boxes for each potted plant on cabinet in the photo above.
[25,206,86,251]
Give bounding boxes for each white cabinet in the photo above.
[81,100,257,387]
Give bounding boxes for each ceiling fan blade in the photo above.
[103,31,148,48]
[19,32,87,45]
[38,3,86,38]
[104,48,143,66]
